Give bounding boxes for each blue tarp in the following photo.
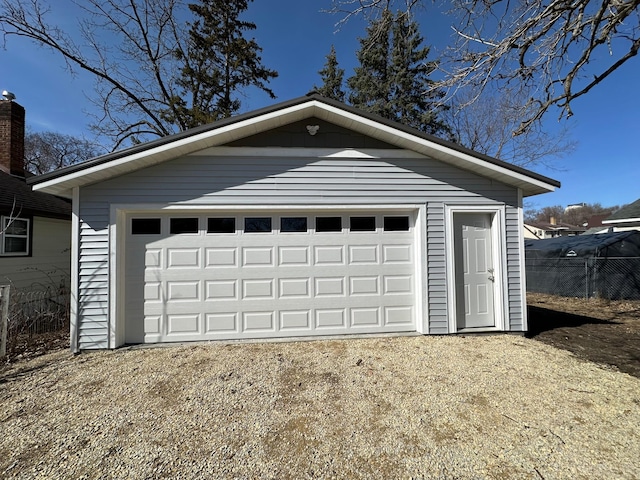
[525,231,640,258]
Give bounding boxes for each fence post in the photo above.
[0,285,9,359]
[585,259,589,299]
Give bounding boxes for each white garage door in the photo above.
[124,210,417,343]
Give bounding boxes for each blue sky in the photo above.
[1,0,638,210]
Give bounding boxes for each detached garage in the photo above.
[29,94,559,351]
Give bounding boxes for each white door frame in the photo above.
[444,204,507,333]
[109,203,426,347]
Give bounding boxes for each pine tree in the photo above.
[315,45,346,102]
[170,0,278,128]
[347,10,394,119]
[347,10,449,136]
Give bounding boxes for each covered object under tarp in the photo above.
[525,231,640,299]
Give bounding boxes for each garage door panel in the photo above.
[206,248,237,267]
[349,276,380,296]
[278,246,310,266]
[167,314,201,334]
[242,247,274,267]
[206,280,237,300]
[167,248,200,268]
[279,278,311,298]
[348,245,379,264]
[351,307,380,327]
[167,281,200,301]
[243,312,276,332]
[383,275,413,294]
[313,245,345,265]
[314,277,346,297]
[383,244,412,263]
[279,310,311,331]
[206,313,239,333]
[242,278,274,299]
[127,210,418,343]
[384,306,414,325]
[315,309,347,329]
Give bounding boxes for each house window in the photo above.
[281,217,307,233]
[170,218,199,234]
[207,217,236,234]
[245,217,272,233]
[383,216,410,232]
[131,218,161,235]
[316,216,342,232]
[1,216,30,255]
[350,216,376,232]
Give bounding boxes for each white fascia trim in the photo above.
[316,102,559,194]
[444,204,507,334]
[602,217,640,225]
[69,186,80,353]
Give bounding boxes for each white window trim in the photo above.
[1,216,30,256]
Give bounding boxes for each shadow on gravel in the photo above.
[526,306,621,337]
[527,305,640,379]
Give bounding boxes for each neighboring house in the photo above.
[524,218,585,239]
[30,94,560,352]
[600,198,640,233]
[0,97,71,290]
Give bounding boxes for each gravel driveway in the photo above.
[1,335,639,479]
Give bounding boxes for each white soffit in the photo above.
[31,99,557,198]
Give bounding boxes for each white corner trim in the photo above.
[69,187,80,353]
[444,204,507,334]
[108,206,118,349]
[415,204,428,334]
[517,189,528,332]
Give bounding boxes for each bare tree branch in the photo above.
[329,0,640,136]
[0,0,186,148]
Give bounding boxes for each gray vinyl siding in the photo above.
[426,203,448,333]
[76,153,522,348]
[505,204,524,331]
[77,201,110,349]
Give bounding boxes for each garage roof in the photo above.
[29,93,560,198]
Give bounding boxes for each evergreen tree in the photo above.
[347,10,394,119]
[347,10,449,136]
[315,45,346,102]
[170,0,278,128]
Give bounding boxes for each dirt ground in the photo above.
[527,292,640,378]
[4,293,640,380]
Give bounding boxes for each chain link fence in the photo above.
[525,257,640,300]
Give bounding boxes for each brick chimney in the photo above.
[0,97,26,178]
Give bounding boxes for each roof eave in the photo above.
[602,217,640,225]
[30,94,560,198]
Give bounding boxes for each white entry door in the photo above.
[453,212,496,329]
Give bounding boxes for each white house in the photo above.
[0,97,71,291]
[600,198,640,233]
[30,94,560,352]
